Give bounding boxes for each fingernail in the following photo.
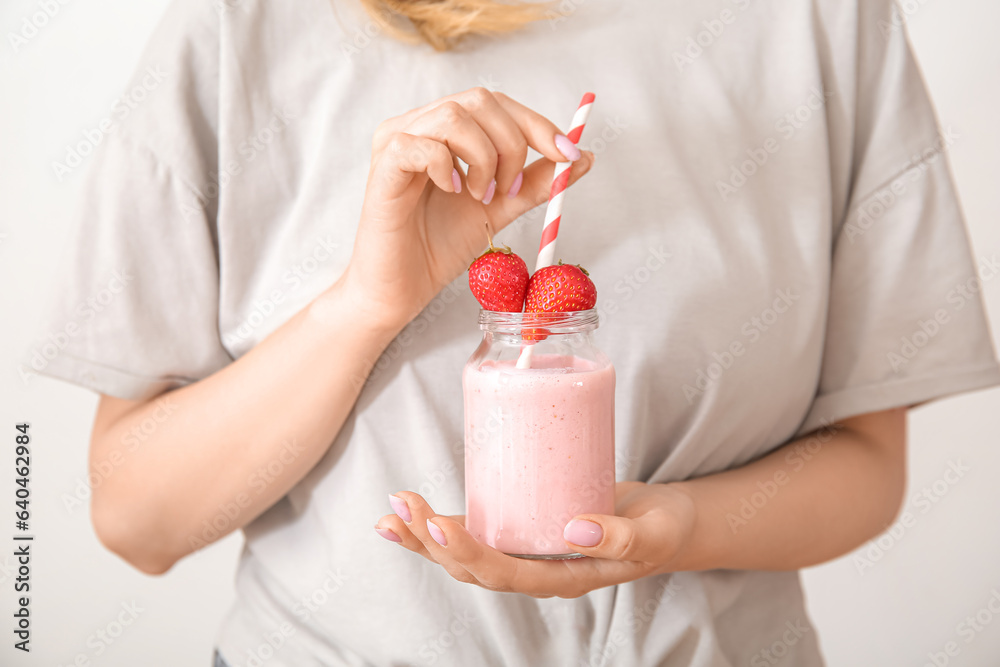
[375,526,402,543]
[563,519,602,547]
[554,134,581,162]
[482,179,496,205]
[427,519,448,546]
[451,168,462,194]
[389,494,411,523]
[507,171,523,198]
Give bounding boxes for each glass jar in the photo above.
[463,309,616,559]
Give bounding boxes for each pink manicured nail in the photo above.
[389,494,411,523]
[375,526,402,543]
[554,134,581,161]
[427,519,447,546]
[451,168,462,194]
[482,179,496,205]
[507,171,523,198]
[563,519,602,547]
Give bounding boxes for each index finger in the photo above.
[492,92,581,165]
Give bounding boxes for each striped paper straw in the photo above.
[517,93,595,370]
[534,92,595,272]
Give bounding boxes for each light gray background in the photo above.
[1,1,998,665]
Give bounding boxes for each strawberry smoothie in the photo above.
[464,353,615,558]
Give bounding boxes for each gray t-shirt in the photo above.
[39,0,1000,665]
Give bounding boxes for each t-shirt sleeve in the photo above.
[34,0,231,401]
[795,0,1000,436]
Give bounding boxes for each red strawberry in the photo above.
[525,262,597,312]
[468,245,529,312]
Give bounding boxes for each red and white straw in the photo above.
[534,92,595,272]
[517,93,595,370]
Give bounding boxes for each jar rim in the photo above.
[478,309,600,333]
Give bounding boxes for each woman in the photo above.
[43,0,1000,664]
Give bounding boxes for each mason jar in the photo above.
[463,309,616,559]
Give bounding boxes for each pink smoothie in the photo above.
[464,354,615,557]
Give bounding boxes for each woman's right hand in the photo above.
[337,87,596,332]
[90,92,598,574]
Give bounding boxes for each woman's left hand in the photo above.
[375,481,697,598]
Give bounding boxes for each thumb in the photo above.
[489,150,596,233]
[562,511,671,563]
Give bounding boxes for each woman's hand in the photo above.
[338,87,596,332]
[372,412,907,592]
[375,482,696,598]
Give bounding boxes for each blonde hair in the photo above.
[360,0,554,51]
